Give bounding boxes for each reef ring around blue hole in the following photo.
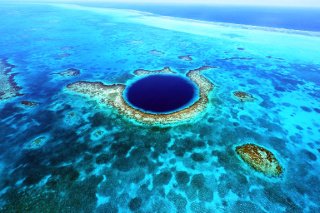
[123,74,199,114]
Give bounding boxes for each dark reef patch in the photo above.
[167,191,187,211]
[300,106,312,112]
[153,171,172,186]
[313,108,320,113]
[191,152,206,162]
[21,100,39,107]
[96,153,112,164]
[128,197,142,211]
[191,174,205,189]
[198,187,213,202]
[175,171,190,185]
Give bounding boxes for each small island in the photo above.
[236,144,283,177]
[233,91,255,102]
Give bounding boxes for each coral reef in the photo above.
[236,144,283,177]
[133,67,174,76]
[67,66,215,125]
[233,91,255,102]
[0,59,22,101]
[221,57,253,61]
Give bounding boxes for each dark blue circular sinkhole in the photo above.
[124,74,198,114]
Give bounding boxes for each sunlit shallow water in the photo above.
[0,3,319,212]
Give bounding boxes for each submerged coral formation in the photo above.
[21,100,39,107]
[236,144,283,177]
[24,135,49,150]
[233,91,255,102]
[149,49,164,56]
[90,128,107,141]
[178,55,193,61]
[63,111,81,126]
[67,66,215,125]
[0,59,22,101]
[54,68,80,77]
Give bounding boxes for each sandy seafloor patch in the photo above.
[0,3,319,212]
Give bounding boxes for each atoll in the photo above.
[236,144,283,177]
[0,59,22,101]
[233,91,255,102]
[54,68,80,77]
[67,66,215,125]
[178,55,193,61]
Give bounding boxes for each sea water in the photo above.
[0,3,319,212]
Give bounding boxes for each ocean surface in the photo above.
[82,3,320,32]
[0,2,320,212]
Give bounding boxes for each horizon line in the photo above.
[1,0,320,8]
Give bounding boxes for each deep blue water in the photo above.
[125,75,196,113]
[82,3,320,31]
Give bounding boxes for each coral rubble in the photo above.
[67,66,215,125]
[236,144,283,177]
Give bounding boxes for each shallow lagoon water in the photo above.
[0,3,320,212]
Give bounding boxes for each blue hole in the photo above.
[124,74,198,114]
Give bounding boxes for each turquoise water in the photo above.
[0,3,320,212]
